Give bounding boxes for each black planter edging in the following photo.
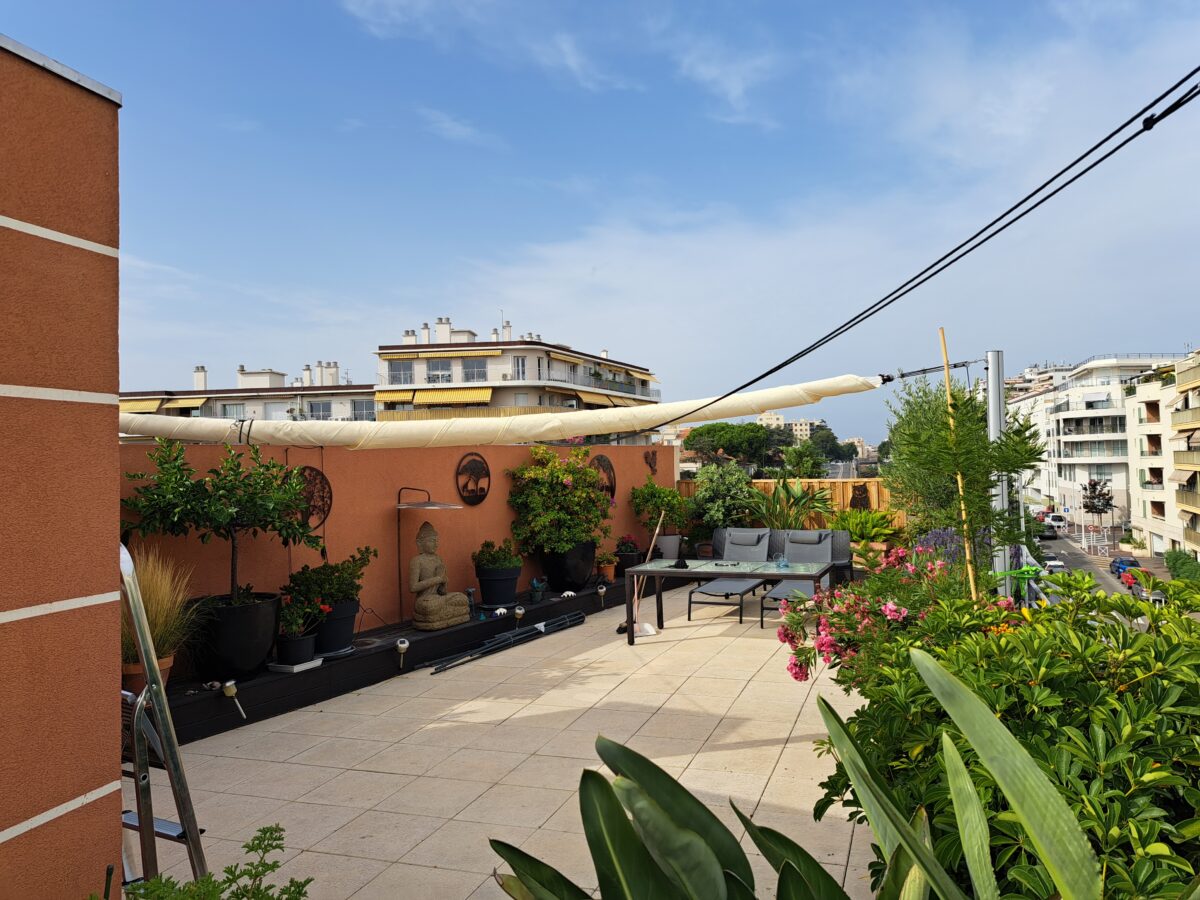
[541,543,596,591]
[167,580,629,744]
[200,593,280,680]
[475,565,521,609]
[315,601,358,655]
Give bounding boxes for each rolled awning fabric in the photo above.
[118,373,881,450]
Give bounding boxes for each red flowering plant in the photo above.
[278,593,330,637]
[778,543,1020,687]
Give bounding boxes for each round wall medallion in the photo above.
[456,452,491,505]
[643,449,658,475]
[297,466,333,528]
[590,454,616,499]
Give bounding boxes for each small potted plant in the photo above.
[277,594,330,666]
[281,546,377,656]
[596,550,618,582]
[473,538,523,610]
[614,534,641,575]
[120,545,202,693]
[629,475,690,559]
[829,509,900,565]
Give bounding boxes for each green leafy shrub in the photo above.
[827,508,900,543]
[1165,549,1200,582]
[794,569,1200,896]
[628,475,690,534]
[472,539,522,569]
[507,446,612,555]
[281,546,377,607]
[120,826,310,898]
[688,464,756,533]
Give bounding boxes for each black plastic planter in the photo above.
[202,593,280,679]
[476,566,521,610]
[315,600,359,655]
[276,633,317,666]
[541,543,596,592]
[615,551,642,577]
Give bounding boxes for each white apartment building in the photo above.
[1125,365,1187,557]
[372,319,659,446]
[1009,353,1188,522]
[1172,352,1200,560]
[120,361,378,422]
[752,413,829,443]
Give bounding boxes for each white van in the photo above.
[1046,513,1068,529]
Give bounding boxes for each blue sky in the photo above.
[6,1,1199,440]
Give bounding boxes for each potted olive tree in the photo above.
[472,539,523,610]
[124,439,323,678]
[507,446,611,591]
[281,546,377,656]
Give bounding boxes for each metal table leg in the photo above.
[625,571,636,645]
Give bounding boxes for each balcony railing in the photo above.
[1058,427,1126,437]
[1140,449,1162,456]
[1141,482,1165,491]
[1176,450,1200,468]
[1178,489,1200,511]
[1172,407,1200,429]
[379,406,565,422]
[379,369,661,399]
[1177,356,1200,391]
[1186,526,1200,548]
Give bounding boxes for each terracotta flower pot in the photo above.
[597,563,617,581]
[121,654,175,695]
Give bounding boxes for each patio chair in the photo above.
[687,528,770,624]
[830,529,853,585]
[762,530,833,627]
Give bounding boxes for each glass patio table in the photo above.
[622,559,831,644]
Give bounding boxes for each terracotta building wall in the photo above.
[0,40,123,896]
[118,443,674,623]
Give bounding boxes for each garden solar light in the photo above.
[514,606,525,629]
[395,638,410,669]
[596,583,607,610]
[221,681,247,720]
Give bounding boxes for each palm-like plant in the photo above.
[746,482,833,531]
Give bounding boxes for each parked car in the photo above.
[1040,524,1059,540]
[1034,511,1048,523]
[1046,514,1068,529]
[1110,556,1142,575]
[1131,582,1166,604]
[1044,559,1069,575]
[1120,567,1150,589]
[1041,552,1059,563]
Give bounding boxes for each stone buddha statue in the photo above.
[410,521,471,631]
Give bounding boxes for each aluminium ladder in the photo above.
[119,545,207,884]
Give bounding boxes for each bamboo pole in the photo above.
[939,328,979,602]
[633,510,667,625]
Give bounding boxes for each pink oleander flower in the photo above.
[776,625,798,649]
[904,563,917,574]
[787,656,810,682]
[996,597,1015,610]
[881,601,908,621]
[813,634,839,654]
[918,610,928,620]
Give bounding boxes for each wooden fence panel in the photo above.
[675,477,905,526]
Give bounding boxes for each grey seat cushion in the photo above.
[767,530,833,564]
[713,528,771,562]
[692,578,765,597]
[766,579,819,600]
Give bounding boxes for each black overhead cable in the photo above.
[617,63,1200,441]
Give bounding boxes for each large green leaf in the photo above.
[732,803,850,899]
[819,698,969,900]
[941,735,1000,900]
[910,649,1101,900]
[578,769,680,900]
[494,872,537,900]
[1177,874,1200,900]
[898,808,930,900]
[776,862,816,900]
[724,871,756,900]
[612,776,726,899]
[595,735,754,890]
[877,808,931,900]
[489,840,589,900]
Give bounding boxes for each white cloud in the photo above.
[416,106,506,149]
[339,0,497,39]
[528,32,636,92]
[668,34,782,127]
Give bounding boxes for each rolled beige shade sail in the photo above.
[118,374,881,449]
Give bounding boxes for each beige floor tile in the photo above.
[383,695,466,719]
[506,704,585,729]
[677,769,768,808]
[269,711,376,737]
[442,699,530,724]
[466,723,560,754]
[354,742,449,776]
[659,691,736,716]
[518,829,597,893]
[456,784,574,828]
[230,800,362,849]
[340,716,425,743]
[297,770,414,809]
[623,735,702,768]
[271,850,390,900]
[469,875,516,899]
[403,721,496,749]
[351,862,487,899]
[688,743,782,775]
[590,690,672,712]
[217,760,344,801]
[536,729,604,760]
[540,792,583,833]
[637,711,721,742]
[565,708,652,740]
[420,680,491,701]
[310,692,407,716]
[619,673,688,693]
[312,810,446,861]
[438,664,522,684]
[357,674,430,697]
[374,776,490,818]
[402,820,535,874]
[502,754,593,791]
[200,730,330,762]
[425,748,529,783]
[287,737,393,768]
[472,682,555,703]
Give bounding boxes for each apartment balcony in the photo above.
[1172,407,1200,430]
[1177,356,1200,391]
[1140,449,1162,457]
[1056,450,1127,460]
[1186,526,1200,548]
[378,371,661,400]
[1058,428,1126,439]
[1176,450,1200,470]
[1178,489,1200,514]
[1141,482,1166,492]
[379,406,571,422]
[1053,401,1118,415]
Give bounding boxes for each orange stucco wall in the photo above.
[0,43,123,896]
[119,443,674,623]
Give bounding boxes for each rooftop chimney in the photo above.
[502,320,512,341]
[302,364,312,386]
[600,349,608,359]
[435,317,452,343]
[491,328,499,342]
[238,364,246,372]
[420,322,430,344]
[193,365,208,390]
[535,334,542,342]
[402,329,417,346]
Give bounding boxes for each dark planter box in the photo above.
[476,566,521,610]
[200,593,280,680]
[315,600,359,655]
[277,633,317,666]
[615,551,642,577]
[541,543,596,591]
